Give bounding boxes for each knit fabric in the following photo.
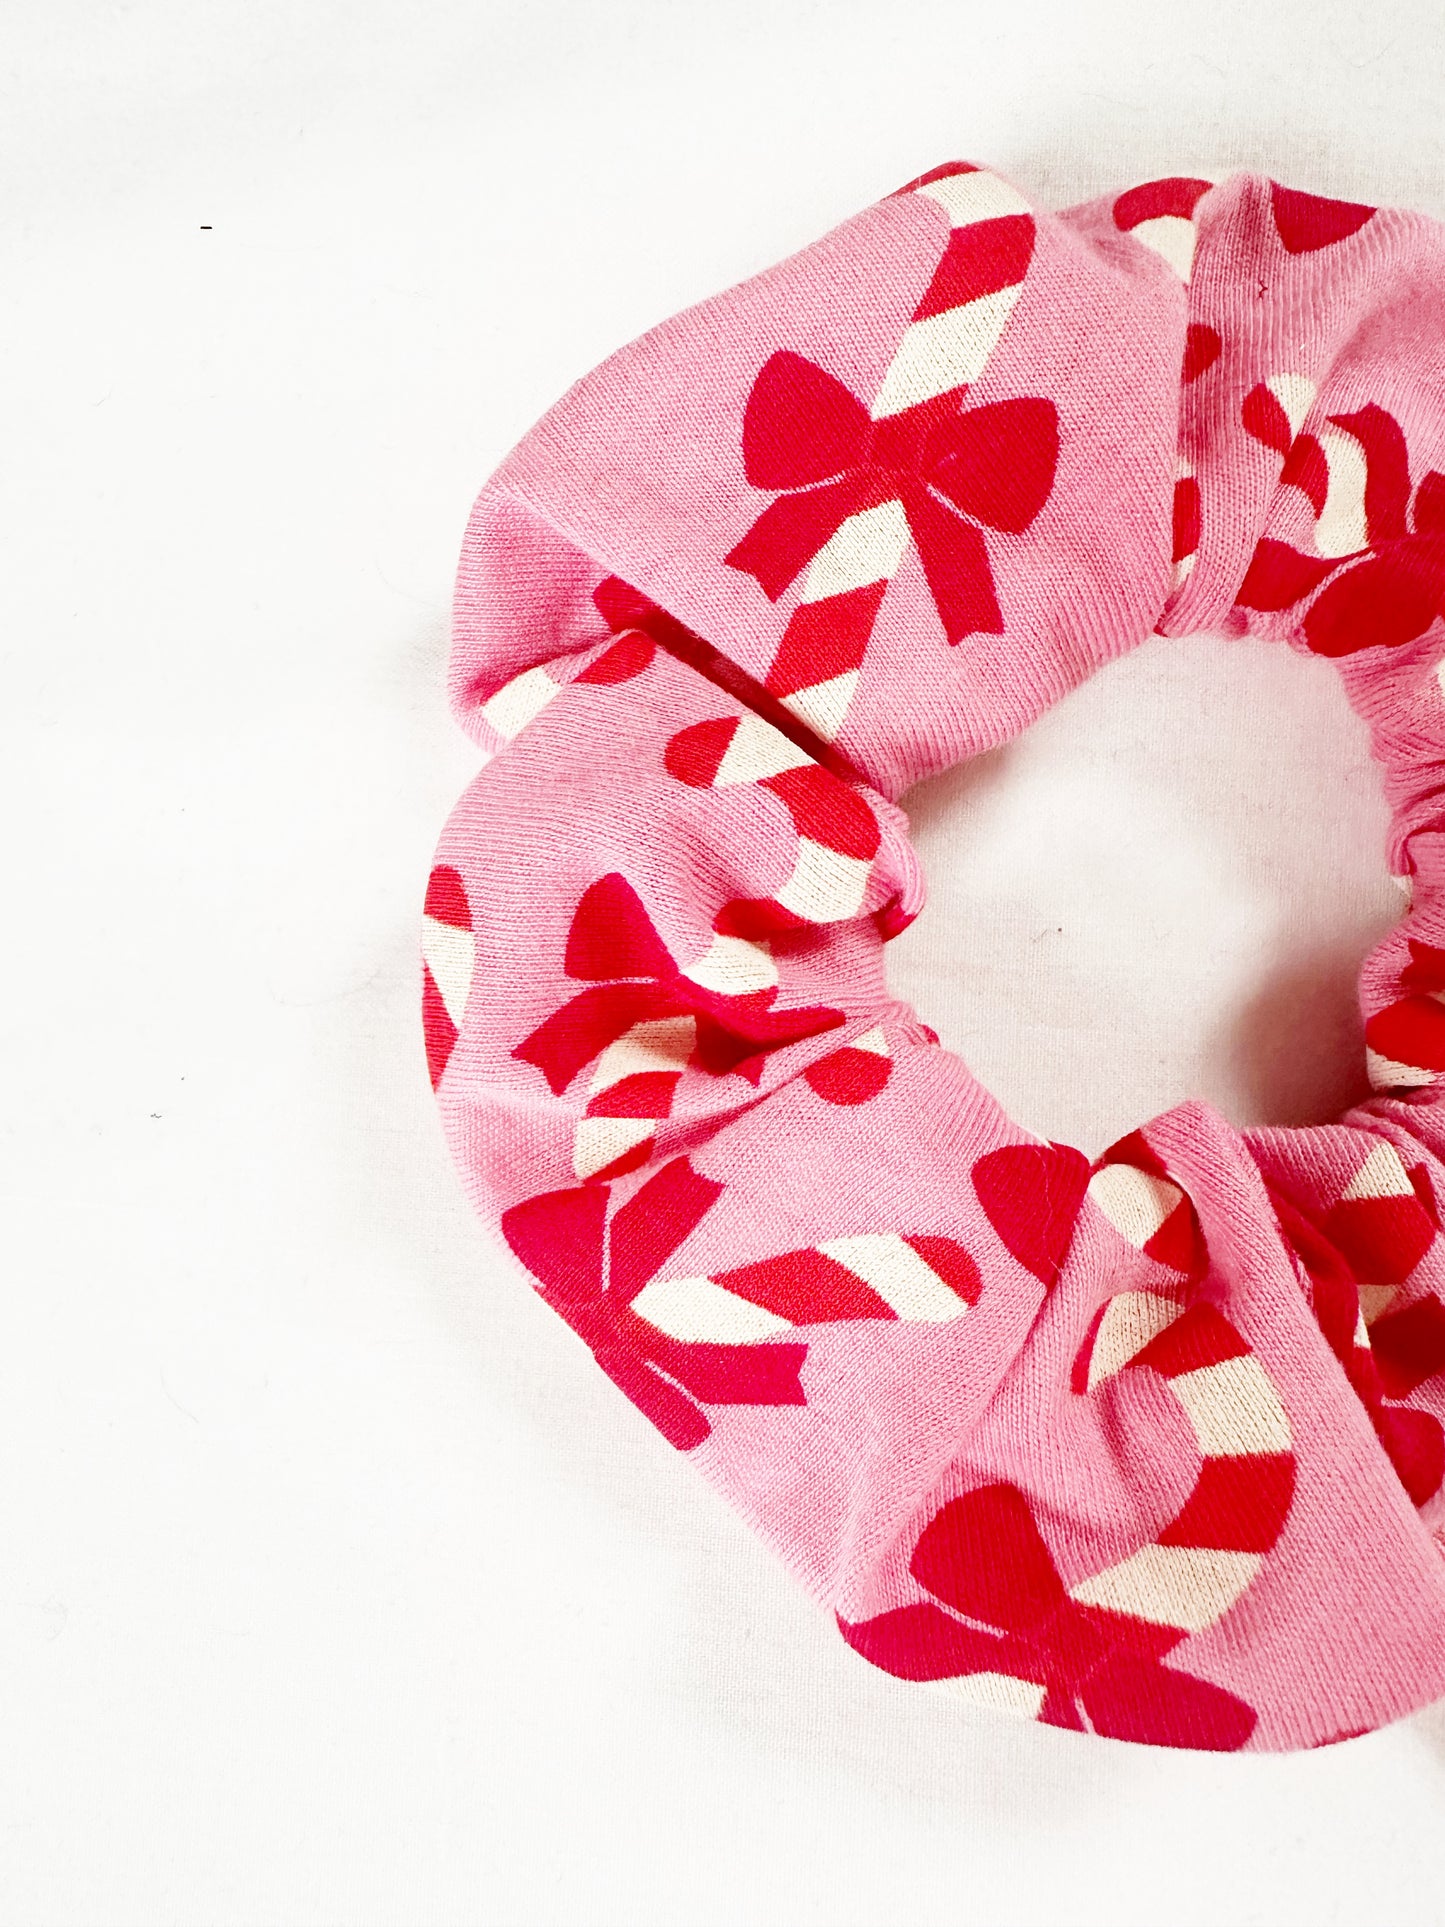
[424,164,1445,1752]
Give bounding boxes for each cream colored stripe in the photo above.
[779,672,859,742]
[871,286,1021,418]
[1340,1140,1412,1201]
[481,664,561,740]
[630,1274,792,1343]
[1069,1545,1261,1632]
[1265,372,1316,439]
[713,715,813,786]
[587,1016,696,1095]
[818,1234,968,1323]
[801,500,910,602]
[421,917,475,1031]
[914,170,1031,227]
[1315,430,1369,557]
[682,935,777,996]
[850,1027,890,1058]
[1366,1047,1433,1091]
[1085,1291,1182,1391]
[1169,1355,1292,1456]
[1126,213,1197,281]
[1087,1165,1182,1249]
[937,1671,1046,1718]
[572,1116,653,1180]
[774,840,872,923]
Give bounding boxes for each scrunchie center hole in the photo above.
[886,632,1401,1152]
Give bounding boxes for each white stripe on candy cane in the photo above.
[1069,1278,1294,1636]
[871,286,1026,421]
[1314,428,1370,557]
[816,1234,972,1322]
[800,500,911,601]
[573,1015,697,1181]
[773,840,874,923]
[1069,1544,1264,1633]
[421,916,475,1032]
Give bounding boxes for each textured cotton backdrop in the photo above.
[6,0,1445,1921]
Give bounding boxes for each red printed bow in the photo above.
[1238,402,1445,655]
[724,350,1059,642]
[502,1157,808,1450]
[513,872,845,1096]
[839,1483,1258,1749]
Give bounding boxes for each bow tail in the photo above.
[642,1331,810,1408]
[500,1183,610,1299]
[592,1340,714,1451]
[1077,1652,1257,1751]
[607,1157,727,1302]
[905,485,1003,642]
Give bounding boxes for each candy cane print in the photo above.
[470,627,659,760]
[1073,1153,1290,1637]
[513,872,849,1184]
[975,1115,1274,1636]
[1112,176,1213,282]
[1365,942,1445,1093]
[837,1284,1295,1746]
[571,922,813,1182]
[1236,400,1445,656]
[1240,373,1377,568]
[1170,458,1201,591]
[1321,1139,1437,1285]
[629,1230,979,1341]
[1304,1138,1445,1505]
[501,1157,982,1450]
[1064,1291,1295,1632]
[1084,1132,1205,1278]
[1241,374,1319,469]
[727,163,1050,744]
[575,1010,702,1184]
[663,710,908,941]
[422,865,475,1088]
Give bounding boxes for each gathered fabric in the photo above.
[424,162,1445,1751]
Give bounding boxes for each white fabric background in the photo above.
[7,3,1445,1920]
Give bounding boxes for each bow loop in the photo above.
[565,872,677,981]
[925,396,1060,533]
[739,349,873,489]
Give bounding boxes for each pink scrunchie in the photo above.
[425,163,1445,1752]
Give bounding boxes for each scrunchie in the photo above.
[424,163,1445,1752]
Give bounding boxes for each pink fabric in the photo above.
[424,163,1445,1751]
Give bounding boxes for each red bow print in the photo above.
[502,1157,808,1450]
[724,351,1059,642]
[839,1483,1257,1749]
[1239,403,1445,655]
[514,872,846,1097]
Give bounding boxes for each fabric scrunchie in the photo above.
[424,163,1445,1752]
